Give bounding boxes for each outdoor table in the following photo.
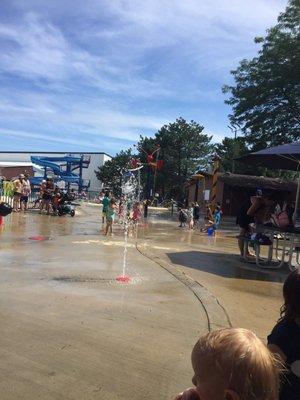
[245,225,300,270]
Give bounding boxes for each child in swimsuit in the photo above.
[104,198,117,236]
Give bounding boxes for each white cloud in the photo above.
[90,0,286,45]
[0,14,68,80]
[0,12,172,98]
[0,90,170,143]
[1,1,286,89]
[0,127,94,147]
[0,0,287,150]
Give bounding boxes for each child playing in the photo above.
[178,208,188,228]
[118,195,125,221]
[102,191,110,224]
[213,205,222,230]
[205,203,213,222]
[52,187,61,215]
[174,327,280,400]
[188,204,194,230]
[104,198,117,236]
[201,205,222,235]
[132,202,142,224]
[268,269,300,400]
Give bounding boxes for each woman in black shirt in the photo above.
[268,269,300,400]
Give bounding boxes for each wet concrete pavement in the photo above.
[1,205,288,399]
[0,205,208,400]
[138,210,287,341]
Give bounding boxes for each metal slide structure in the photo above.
[30,155,90,191]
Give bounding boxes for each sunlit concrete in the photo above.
[0,205,286,399]
[139,210,286,340]
[0,206,208,400]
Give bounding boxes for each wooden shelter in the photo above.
[186,172,298,216]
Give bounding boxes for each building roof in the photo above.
[218,173,297,192]
[0,161,34,167]
[189,171,297,192]
[0,151,112,157]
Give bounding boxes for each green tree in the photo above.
[95,149,132,196]
[215,137,255,174]
[223,0,300,149]
[215,136,298,179]
[138,118,213,201]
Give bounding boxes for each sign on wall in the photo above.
[204,189,210,201]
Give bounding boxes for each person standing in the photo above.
[213,205,222,230]
[102,190,110,224]
[188,204,194,230]
[104,198,117,236]
[178,208,187,228]
[12,174,24,212]
[132,201,142,224]
[52,187,61,215]
[118,195,125,220]
[39,179,47,213]
[34,179,46,209]
[20,173,31,211]
[193,202,201,229]
[41,178,54,215]
[236,198,256,259]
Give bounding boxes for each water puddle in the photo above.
[52,276,111,283]
[52,275,142,286]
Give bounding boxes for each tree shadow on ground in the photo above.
[166,251,289,284]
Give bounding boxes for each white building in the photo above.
[0,151,111,192]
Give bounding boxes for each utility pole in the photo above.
[228,124,239,173]
[228,124,236,173]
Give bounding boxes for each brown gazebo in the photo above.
[186,172,298,216]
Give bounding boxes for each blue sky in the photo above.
[0,0,287,155]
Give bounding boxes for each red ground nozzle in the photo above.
[29,235,46,241]
[116,275,131,283]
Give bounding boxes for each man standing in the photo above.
[12,174,24,212]
[20,173,31,211]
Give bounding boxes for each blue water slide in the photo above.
[31,156,85,186]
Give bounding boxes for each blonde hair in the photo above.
[192,328,280,400]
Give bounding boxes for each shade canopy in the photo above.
[237,141,300,171]
[237,140,300,223]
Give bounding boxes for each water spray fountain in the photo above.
[115,168,141,284]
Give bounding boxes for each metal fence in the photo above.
[0,195,13,206]
[0,190,40,207]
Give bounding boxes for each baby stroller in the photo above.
[57,192,76,217]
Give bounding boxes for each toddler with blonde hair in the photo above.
[174,328,280,400]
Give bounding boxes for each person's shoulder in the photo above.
[268,319,294,344]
